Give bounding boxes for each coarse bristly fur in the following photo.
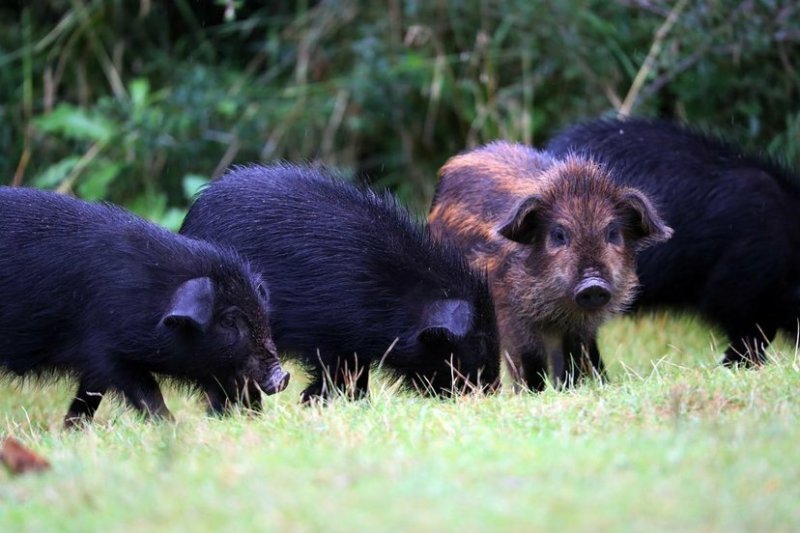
[0,187,288,427]
[180,163,500,402]
[547,117,800,366]
[429,141,672,391]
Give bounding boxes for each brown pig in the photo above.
[428,141,672,390]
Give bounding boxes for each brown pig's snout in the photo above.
[574,277,612,310]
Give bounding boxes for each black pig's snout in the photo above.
[574,277,612,310]
[261,367,290,395]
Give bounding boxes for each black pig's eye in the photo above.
[220,314,237,329]
[607,226,622,245]
[549,226,570,247]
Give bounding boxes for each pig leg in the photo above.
[504,352,526,392]
[244,381,263,412]
[203,380,236,415]
[344,364,370,400]
[64,379,107,428]
[301,378,327,403]
[543,333,573,389]
[330,354,368,400]
[562,333,606,383]
[702,253,779,367]
[504,323,547,392]
[586,338,606,378]
[561,333,585,384]
[519,349,548,392]
[204,385,230,414]
[722,323,776,367]
[302,355,370,403]
[116,369,173,421]
[301,352,334,403]
[202,377,262,414]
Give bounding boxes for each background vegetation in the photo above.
[2,0,799,224]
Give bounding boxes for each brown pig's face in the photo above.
[497,160,672,329]
[535,200,636,319]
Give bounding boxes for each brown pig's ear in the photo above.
[497,195,543,244]
[618,188,673,250]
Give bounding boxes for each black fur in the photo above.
[0,187,288,427]
[180,164,500,401]
[547,117,800,365]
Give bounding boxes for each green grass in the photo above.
[2,312,799,531]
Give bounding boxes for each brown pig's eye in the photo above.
[549,226,570,247]
[607,226,623,245]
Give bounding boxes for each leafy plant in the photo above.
[1,0,798,217]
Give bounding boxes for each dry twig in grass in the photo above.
[618,0,689,116]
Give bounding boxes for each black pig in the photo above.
[547,117,800,365]
[0,187,289,427]
[180,164,500,402]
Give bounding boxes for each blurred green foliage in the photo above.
[1,0,798,225]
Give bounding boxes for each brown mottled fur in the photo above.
[429,141,672,390]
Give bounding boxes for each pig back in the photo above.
[428,141,555,272]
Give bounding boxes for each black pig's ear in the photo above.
[160,277,215,333]
[418,299,473,344]
[497,195,543,243]
[617,188,673,250]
